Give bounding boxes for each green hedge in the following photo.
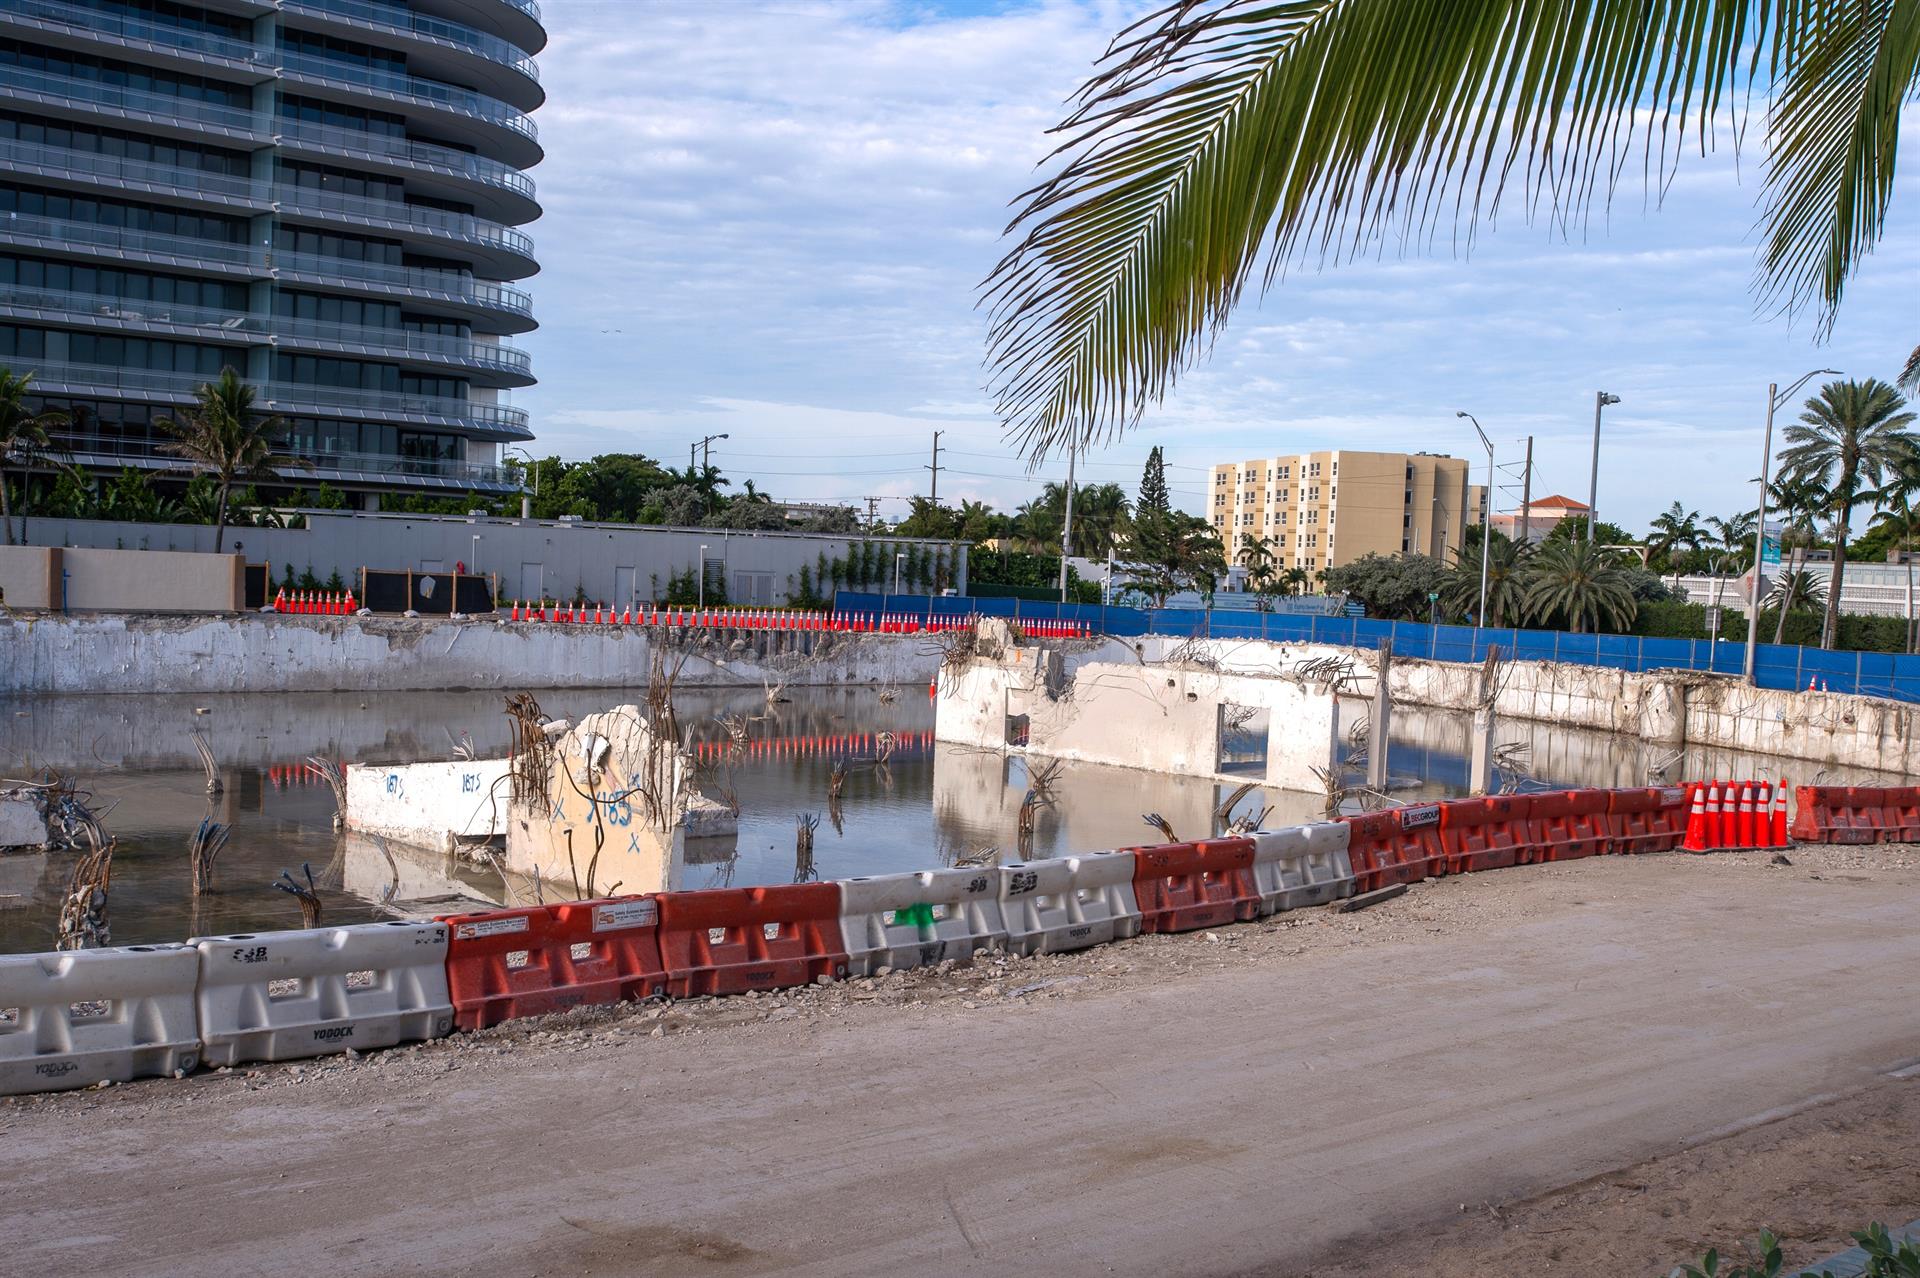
[968,581,1102,605]
[1628,600,1911,652]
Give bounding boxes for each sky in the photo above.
[514,0,1920,533]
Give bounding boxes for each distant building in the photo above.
[1209,450,1486,574]
[1490,495,1589,544]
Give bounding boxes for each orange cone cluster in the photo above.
[271,588,356,616]
[1681,779,1790,852]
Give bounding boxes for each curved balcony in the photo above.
[0,209,261,275]
[24,359,532,437]
[281,0,541,110]
[0,0,273,73]
[273,114,537,216]
[0,62,265,140]
[277,50,541,167]
[0,136,265,210]
[41,430,522,490]
[272,183,537,278]
[269,249,535,332]
[442,0,546,60]
[0,281,535,383]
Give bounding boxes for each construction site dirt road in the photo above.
[4,845,1917,1278]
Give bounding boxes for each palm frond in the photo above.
[983,0,1907,460]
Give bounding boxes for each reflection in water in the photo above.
[0,685,1906,955]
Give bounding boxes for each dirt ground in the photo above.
[4,843,1918,1278]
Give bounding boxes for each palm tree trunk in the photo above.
[213,478,231,555]
[1773,543,1799,645]
[1821,502,1851,651]
[0,470,13,546]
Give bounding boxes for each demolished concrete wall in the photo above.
[503,706,687,898]
[935,625,1342,792]
[343,759,511,853]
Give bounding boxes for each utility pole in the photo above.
[1586,392,1620,541]
[925,430,944,505]
[1057,445,1077,602]
[861,496,882,531]
[1518,436,1533,544]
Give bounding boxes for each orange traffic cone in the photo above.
[272,587,286,612]
[344,589,356,614]
[1736,782,1755,848]
[1702,784,1723,850]
[1681,782,1712,852]
[1772,781,1790,847]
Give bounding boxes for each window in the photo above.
[277,160,405,204]
[278,94,407,140]
[0,39,251,108]
[272,225,405,267]
[92,0,251,40]
[0,111,247,176]
[280,29,408,76]
[0,324,47,360]
[274,291,402,330]
[0,183,247,242]
[67,330,232,375]
[0,255,247,308]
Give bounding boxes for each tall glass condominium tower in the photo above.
[0,0,543,500]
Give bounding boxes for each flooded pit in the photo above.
[0,685,1905,954]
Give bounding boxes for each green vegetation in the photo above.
[1674,1222,1920,1277]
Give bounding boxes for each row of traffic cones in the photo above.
[1682,779,1790,852]
[497,605,1093,637]
[272,588,356,616]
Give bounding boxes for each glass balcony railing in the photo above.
[0,213,533,320]
[273,117,536,201]
[282,0,537,83]
[497,0,540,24]
[272,184,535,258]
[0,209,260,269]
[270,249,534,318]
[0,281,534,377]
[0,136,262,204]
[278,51,537,142]
[0,0,271,67]
[0,62,263,134]
[26,360,531,433]
[43,430,520,487]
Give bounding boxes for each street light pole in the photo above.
[1458,412,1493,629]
[698,542,707,609]
[1586,391,1621,542]
[506,446,536,520]
[1057,445,1077,603]
[1744,368,1839,683]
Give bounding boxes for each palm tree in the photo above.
[1521,541,1637,636]
[0,369,70,546]
[1864,464,1920,653]
[981,4,1917,460]
[1069,481,1132,556]
[1776,379,1918,649]
[156,367,299,553]
[1443,536,1531,628]
[1764,566,1828,619]
[1646,502,1702,568]
[1766,472,1828,645]
[1281,565,1310,597]
[1237,532,1276,601]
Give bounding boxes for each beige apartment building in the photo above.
[1208,450,1486,575]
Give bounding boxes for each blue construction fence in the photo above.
[835,591,1920,704]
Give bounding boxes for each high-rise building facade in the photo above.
[1209,450,1486,575]
[0,0,543,502]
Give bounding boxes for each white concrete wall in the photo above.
[936,643,1342,793]
[0,615,945,695]
[344,758,511,851]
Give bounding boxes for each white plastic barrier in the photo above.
[1250,823,1355,915]
[997,852,1142,957]
[838,868,1008,977]
[191,920,453,1065]
[0,944,200,1095]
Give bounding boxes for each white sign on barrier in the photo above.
[997,852,1142,957]
[1250,824,1355,915]
[0,944,200,1095]
[191,921,453,1066]
[837,868,1009,977]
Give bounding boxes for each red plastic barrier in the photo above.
[1530,790,1612,862]
[1341,804,1445,891]
[1129,839,1260,933]
[1438,795,1531,873]
[1607,786,1690,854]
[1791,786,1920,844]
[439,896,666,1031]
[655,884,848,997]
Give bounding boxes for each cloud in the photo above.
[518,2,1920,532]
